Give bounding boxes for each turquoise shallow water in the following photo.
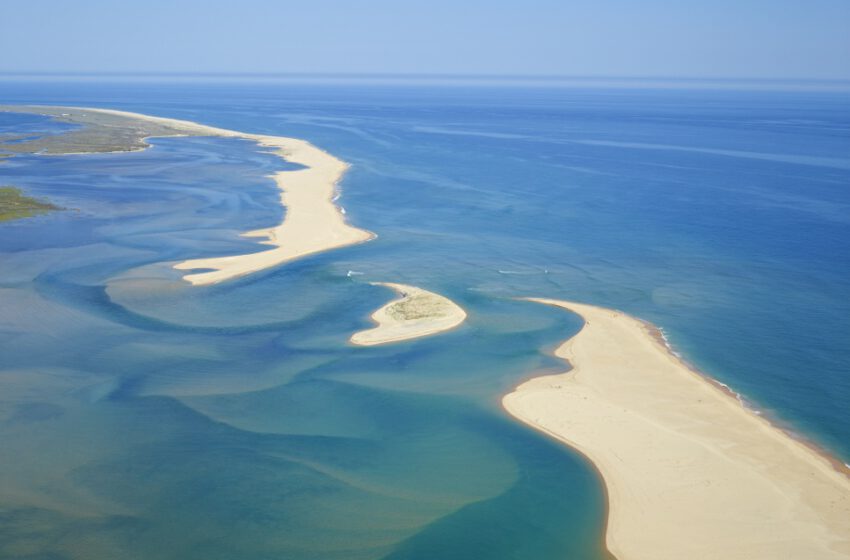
[1,80,849,559]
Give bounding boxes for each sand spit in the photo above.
[173,133,374,285]
[94,109,375,285]
[0,106,374,285]
[503,298,850,560]
[350,283,467,346]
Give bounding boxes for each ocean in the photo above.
[1,78,848,559]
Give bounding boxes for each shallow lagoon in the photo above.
[0,80,848,558]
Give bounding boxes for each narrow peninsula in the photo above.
[350,283,467,346]
[503,298,850,560]
[0,105,374,285]
[0,186,60,222]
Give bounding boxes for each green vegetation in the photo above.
[0,186,60,222]
[0,105,206,155]
[387,293,450,321]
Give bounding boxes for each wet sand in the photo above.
[503,298,850,560]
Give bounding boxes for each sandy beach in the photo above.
[95,109,375,286]
[503,298,850,560]
[0,106,375,285]
[173,133,374,285]
[350,283,467,345]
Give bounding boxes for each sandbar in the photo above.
[503,298,850,560]
[173,133,374,285]
[0,105,374,285]
[350,283,467,346]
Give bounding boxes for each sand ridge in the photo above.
[92,109,376,286]
[17,106,376,286]
[350,282,467,346]
[503,298,850,560]
[173,132,374,285]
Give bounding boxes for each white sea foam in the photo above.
[497,267,550,275]
[657,327,683,358]
[658,326,762,414]
[707,377,753,410]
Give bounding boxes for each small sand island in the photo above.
[503,298,850,560]
[0,105,374,285]
[350,283,467,346]
[0,186,60,222]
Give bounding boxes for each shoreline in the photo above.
[93,108,377,286]
[1,105,375,285]
[350,282,467,346]
[642,319,850,478]
[173,131,375,285]
[503,298,850,560]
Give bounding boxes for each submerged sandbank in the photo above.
[503,298,850,560]
[350,283,467,346]
[0,105,374,285]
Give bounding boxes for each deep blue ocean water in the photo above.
[0,79,848,559]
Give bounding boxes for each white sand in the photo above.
[503,298,850,560]
[81,108,374,285]
[350,283,467,346]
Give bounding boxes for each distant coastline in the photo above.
[504,298,850,559]
[0,105,375,285]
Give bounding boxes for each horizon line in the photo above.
[2,72,849,92]
[2,71,850,83]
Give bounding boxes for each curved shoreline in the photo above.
[503,298,850,560]
[641,319,850,477]
[172,132,375,285]
[0,105,375,285]
[6,104,850,557]
[350,282,467,346]
[95,108,376,286]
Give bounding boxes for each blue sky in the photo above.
[2,0,849,79]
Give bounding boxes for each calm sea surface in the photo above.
[1,79,848,559]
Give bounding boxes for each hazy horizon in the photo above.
[3,72,849,93]
[2,0,849,81]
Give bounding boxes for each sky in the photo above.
[2,0,849,80]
